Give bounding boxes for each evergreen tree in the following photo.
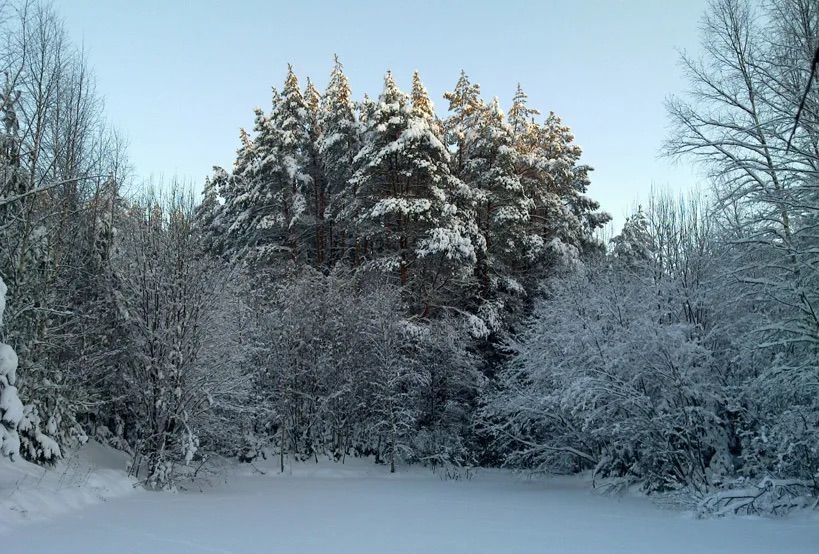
[319,56,360,264]
[347,72,477,314]
[411,70,437,125]
[220,70,314,267]
[463,98,535,304]
[271,65,312,263]
[534,111,609,253]
[195,166,229,255]
[507,87,609,265]
[219,106,276,262]
[443,70,483,176]
[304,77,329,265]
[507,83,540,138]
[611,206,652,264]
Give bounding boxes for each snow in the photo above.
[0,384,23,425]
[0,441,136,533]
[1,456,816,553]
[0,276,6,325]
[0,275,24,459]
[418,226,476,260]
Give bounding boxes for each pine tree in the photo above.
[464,98,535,301]
[218,107,274,262]
[319,56,360,264]
[220,69,314,267]
[611,206,652,265]
[535,111,609,253]
[507,88,609,265]
[195,166,229,255]
[411,70,437,125]
[303,77,329,265]
[507,83,540,138]
[272,65,312,263]
[348,72,476,314]
[443,70,483,175]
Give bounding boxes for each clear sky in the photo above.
[53,0,706,230]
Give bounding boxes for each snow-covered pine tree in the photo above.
[319,56,360,265]
[220,80,298,264]
[348,72,477,315]
[409,72,482,293]
[304,77,329,266]
[319,58,358,255]
[195,166,229,256]
[218,69,314,268]
[271,65,313,263]
[611,206,652,265]
[411,70,438,129]
[508,85,608,266]
[443,70,483,176]
[535,111,609,253]
[215,125,259,260]
[224,108,269,261]
[463,98,536,308]
[507,83,540,139]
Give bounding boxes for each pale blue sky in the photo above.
[54,0,706,229]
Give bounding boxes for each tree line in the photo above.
[485,0,818,515]
[0,0,815,515]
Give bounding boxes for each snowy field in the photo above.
[1,447,816,554]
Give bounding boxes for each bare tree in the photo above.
[110,188,252,489]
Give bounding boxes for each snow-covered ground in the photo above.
[0,441,136,534]
[1,453,816,553]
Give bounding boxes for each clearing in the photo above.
[1,450,816,553]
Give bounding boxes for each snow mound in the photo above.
[0,440,137,533]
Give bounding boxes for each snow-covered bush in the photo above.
[0,276,23,460]
[253,268,482,472]
[482,191,818,512]
[697,478,818,518]
[108,190,255,490]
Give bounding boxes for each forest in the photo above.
[0,0,816,523]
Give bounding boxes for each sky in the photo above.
[53,0,707,230]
